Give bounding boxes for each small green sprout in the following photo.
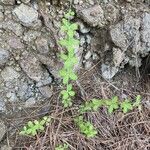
[105,96,119,114]
[133,95,142,111]
[80,99,104,113]
[59,10,79,107]
[75,116,97,138]
[55,144,68,150]
[20,116,51,136]
[79,95,142,114]
[120,99,133,113]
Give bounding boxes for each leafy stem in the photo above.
[59,10,79,107]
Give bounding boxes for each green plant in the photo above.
[55,144,68,150]
[120,99,133,113]
[105,96,119,113]
[80,99,104,113]
[59,10,79,108]
[20,116,51,136]
[75,116,97,138]
[133,95,142,111]
[79,95,142,114]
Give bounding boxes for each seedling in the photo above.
[80,99,104,113]
[20,116,51,136]
[120,99,133,113]
[133,95,142,111]
[105,96,119,114]
[59,10,79,107]
[75,116,97,138]
[79,95,142,114]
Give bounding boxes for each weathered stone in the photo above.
[35,37,49,54]
[6,91,18,102]
[20,51,52,86]
[23,30,41,42]
[110,23,128,50]
[84,60,92,69]
[17,80,34,100]
[0,99,5,112]
[105,4,119,24]
[113,47,125,67]
[39,86,53,98]
[2,20,23,36]
[12,4,39,27]
[78,22,90,33]
[1,0,15,5]
[0,12,4,21]
[0,120,6,142]
[8,37,24,49]
[141,13,150,54]
[78,5,106,27]
[0,48,10,67]
[110,16,140,50]
[21,0,30,3]
[37,54,62,78]
[1,67,20,81]
[101,64,118,79]
[25,97,36,107]
[85,51,92,60]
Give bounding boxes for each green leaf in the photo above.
[34,120,39,125]
[62,18,70,27]
[70,23,78,30]
[69,72,78,80]
[133,95,142,111]
[59,39,68,47]
[40,120,46,126]
[67,30,74,38]
[60,53,68,60]
[121,99,133,113]
[63,76,69,84]
[28,121,33,127]
[105,96,119,114]
[62,92,69,99]
[59,69,67,77]
[69,91,75,96]
[67,84,72,91]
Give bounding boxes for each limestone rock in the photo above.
[19,51,52,86]
[0,12,4,21]
[35,38,49,54]
[0,48,10,67]
[8,36,24,49]
[78,5,106,27]
[12,4,39,27]
[141,12,150,54]
[1,0,15,5]
[2,20,23,36]
[101,64,118,79]
[39,86,53,98]
[0,120,6,142]
[1,67,20,81]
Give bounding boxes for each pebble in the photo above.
[85,51,92,60]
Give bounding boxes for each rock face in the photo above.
[101,11,150,79]
[1,67,20,81]
[78,5,106,27]
[0,120,6,142]
[0,49,10,67]
[35,38,49,54]
[19,51,52,86]
[1,0,15,5]
[12,4,39,27]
